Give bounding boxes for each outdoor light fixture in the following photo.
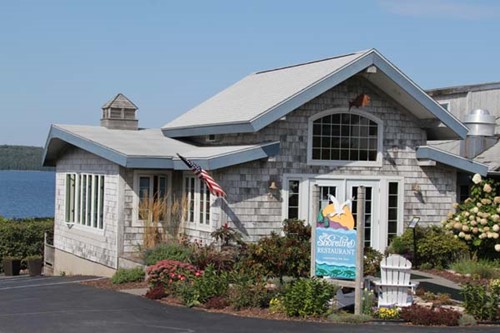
[411,183,421,194]
[268,181,280,198]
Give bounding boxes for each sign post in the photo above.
[354,186,365,315]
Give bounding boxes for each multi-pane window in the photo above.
[351,186,373,247]
[184,176,211,227]
[138,175,169,221]
[312,113,379,162]
[65,173,105,229]
[387,182,399,245]
[288,180,300,219]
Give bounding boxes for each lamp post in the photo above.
[408,217,420,267]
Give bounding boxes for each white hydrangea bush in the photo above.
[443,174,500,255]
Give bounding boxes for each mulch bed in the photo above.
[78,271,494,324]
[79,278,328,322]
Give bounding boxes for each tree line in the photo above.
[0,145,54,171]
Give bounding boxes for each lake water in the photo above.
[0,170,55,219]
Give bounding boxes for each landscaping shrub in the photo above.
[363,247,383,276]
[388,225,468,268]
[442,174,500,259]
[189,243,238,272]
[461,280,500,321]
[282,278,338,317]
[241,219,311,280]
[111,267,145,284]
[146,260,201,291]
[227,282,269,310]
[143,242,193,266]
[400,305,461,326]
[0,218,53,272]
[145,284,167,300]
[269,296,286,314]
[204,296,229,309]
[185,264,229,305]
[210,223,243,246]
[226,268,273,310]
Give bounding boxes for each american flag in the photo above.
[177,154,226,197]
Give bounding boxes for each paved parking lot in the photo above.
[0,275,498,333]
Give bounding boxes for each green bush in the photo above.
[111,267,145,284]
[388,225,468,268]
[363,247,383,276]
[241,219,311,280]
[282,278,338,317]
[0,218,53,271]
[143,242,193,266]
[226,267,274,310]
[183,264,229,305]
[461,281,500,321]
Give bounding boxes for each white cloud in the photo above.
[378,0,500,20]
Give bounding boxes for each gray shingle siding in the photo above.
[194,76,457,242]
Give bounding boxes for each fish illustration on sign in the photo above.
[317,194,355,230]
[348,93,371,110]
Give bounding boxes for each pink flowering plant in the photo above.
[147,259,202,293]
[443,174,500,257]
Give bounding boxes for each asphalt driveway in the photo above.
[0,275,497,333]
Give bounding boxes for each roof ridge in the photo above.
[255,49,372,75]
[102,93,138,109]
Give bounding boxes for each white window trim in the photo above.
[63,172,106,235]
[132,170,172,227]
[307,108,384,167]
[182,173,213,232]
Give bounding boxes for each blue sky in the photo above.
[1,0,499,146]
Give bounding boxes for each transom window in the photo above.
[308,109,382,166]
[65,173,105,229]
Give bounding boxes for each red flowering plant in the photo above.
[146,259,202,294]
[210,223,243,246]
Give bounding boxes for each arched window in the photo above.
[308,109,383,166]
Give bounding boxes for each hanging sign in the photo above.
[314,195,357,279]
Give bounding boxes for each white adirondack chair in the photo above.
[373,254,418,307]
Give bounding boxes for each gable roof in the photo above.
[102,93,138,110]
[162,49,468,140]
[474,141,500,175]
[43,124,279,170]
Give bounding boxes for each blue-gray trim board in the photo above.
[416,146,488,176]
[43,126,280,170]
